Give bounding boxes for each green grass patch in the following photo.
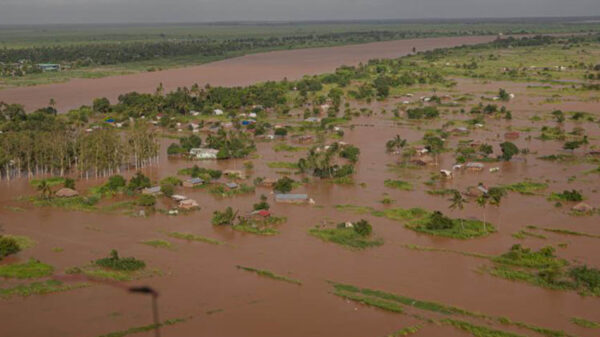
[384,179,413,191]
[266,161,299,169]
[330,282,484,317]
[402,244,493,259]
[0,280,88,298]
[334,204,374,214]
[426,189,456,196]
[3,235,36,250]
[309,227,383,249]
[539,227,600,239]
[336,204,495,239]
[29,177,66,188]
[166,232,224,245]
[232,216,286,236]
[0,258,53,279]
[330,281,573,337]
[141,240,174,250]
[66,265,161,282]
[273,143,306,152]
[442,318,526,337]
[385,325,422,336]
[30,195,99,211]
[403,211,495,240]
[571,317,600,329]
[512,230,547,240]
[500,181,548,195]
[209,184,255,198]
[236,265,301,285]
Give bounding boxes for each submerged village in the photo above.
[1,33,600,337]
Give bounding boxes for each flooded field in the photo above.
[1,35,600,337]
[0,36,495,112]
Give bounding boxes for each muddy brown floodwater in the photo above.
[0,36,496,112]
[1,38,600,337]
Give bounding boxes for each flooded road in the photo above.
[0,36,496,112]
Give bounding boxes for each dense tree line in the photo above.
[0,104,158,180]
[0,30,499,68]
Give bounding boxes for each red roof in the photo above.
[257,210,271,217]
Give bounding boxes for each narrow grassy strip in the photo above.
[540,228,600,239]
[512,230,547,240]
[273,143,306,152]
[236,266,301,285]
[0,280,88,298]
[233,225,280,236]
[385,325,422,336]
[140,240,174,250]
[96,318,187,337]
[330,282,485,318]
[500,182,549,195]
[0,258,53,279]
[309,228,383,249]
[330,282,573,337]
[384,179,414,191]
[4,235,36,249]
[402,244,493,259]
[498,317,572,337]
[334,204,374,214]
[334,289,404,313]
[266,161,299,169]
[571,317,600,329]
[442,318,527,337]
[166,232,224,245]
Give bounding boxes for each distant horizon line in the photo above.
[1,15,600,28]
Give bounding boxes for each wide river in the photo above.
[0,36,496,112]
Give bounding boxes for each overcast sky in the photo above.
[0,0,599,25]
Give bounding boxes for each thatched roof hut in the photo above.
[55,188,79,198]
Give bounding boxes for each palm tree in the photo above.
[476,195,489,232]
[448,189,467,230]
[386,135,407,153]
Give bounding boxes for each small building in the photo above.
[275,193,309,204]
[172,194,188,201]
[37,63,60,72]
[142,186,161,195]
[294,135,314,144]
[504,132,520,139]
[410,155,434,166]
[251,209,271,218]
[55,188,78,198]
[183,177,204,187]
[440,170,453,178]
[189,148,219,160]
[260,177,277,188]
[223,170,245,180]
[451,127,469,134]
[225,182,239,189]
[179,199,199,210]
[572,202,593,213]
[466,162,484,171]
[304,117,321,123]
[213,109,224,116]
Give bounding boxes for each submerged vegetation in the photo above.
[330,281,573,337]
[309,219,382,249]
[236,265,301,285]
[487,244,600,296]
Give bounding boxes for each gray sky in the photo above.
[0,0,599,25]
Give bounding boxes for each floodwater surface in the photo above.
[1,39,599,337]
[0,36,496,112]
